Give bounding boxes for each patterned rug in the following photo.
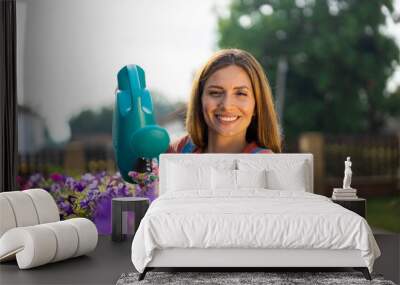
[116,271,396,285]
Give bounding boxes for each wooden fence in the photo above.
[18,143,116,178]
[300,133,400,197]
[325,134,399,177]
[18,133,400,197]
[18,148,65,177]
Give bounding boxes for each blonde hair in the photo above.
[186,48,282,153]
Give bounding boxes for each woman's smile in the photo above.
[215,113,241,123]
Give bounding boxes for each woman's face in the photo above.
[201,65,256,139]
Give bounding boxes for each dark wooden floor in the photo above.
[0,235,134,285]
[0,234,399,285]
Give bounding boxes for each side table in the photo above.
[331,198,366,218]
[112,197,150,242]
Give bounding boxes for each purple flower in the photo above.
[29,173,44,186]
[80,199,90,209]
[21,171,136,230]
[95,171,107,180]
[65,177,76,189]
[59,201,73,216]
[117,184,130,197]
[88,180,99,190]
[87,188,99,199]
[75,181,85,192]
[82,173,95,183]
[50,183,61,193]
[135,184,157,202]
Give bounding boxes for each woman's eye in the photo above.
[237,92,247,96]
[209,92,222,96]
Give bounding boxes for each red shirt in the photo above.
[167,135,273,154]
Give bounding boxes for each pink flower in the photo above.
[50,173,64,182]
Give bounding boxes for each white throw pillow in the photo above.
[267,167,307,192]
[237,159,309,191]
[212,168,237,191]
[167,162,212,192]
[266,163,307,191]
[236,169,267,189]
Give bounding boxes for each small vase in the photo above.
[93,196,112,235]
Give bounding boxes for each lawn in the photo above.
[367,195,400,233]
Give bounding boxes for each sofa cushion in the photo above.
[0,196,17,237]
[23,189,60,224]
[0,191,39,227]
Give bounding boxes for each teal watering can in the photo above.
[112,65,170,183]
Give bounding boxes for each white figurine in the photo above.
[342,157,352,189]
[332,157,357,199]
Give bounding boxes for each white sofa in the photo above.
[0,188,98,269]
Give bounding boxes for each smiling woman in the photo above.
[202,65,256,153]
[168,48,282,154]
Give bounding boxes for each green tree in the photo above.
[69,107,113,137]
[68,91,183,137]
[217,0,400,139]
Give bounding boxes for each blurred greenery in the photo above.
[68,91,182,137]
[69,107,113,136]
[367,195,400,233]
[217,0,400,139]
[18,162,64,176]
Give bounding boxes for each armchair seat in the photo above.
[0,189,98,269]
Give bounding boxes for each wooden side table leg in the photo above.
[112,200,123,241]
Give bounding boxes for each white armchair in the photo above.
[0,188,98,269]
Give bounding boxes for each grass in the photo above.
[367,195,400,233]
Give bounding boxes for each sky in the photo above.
[16,0,400,143]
